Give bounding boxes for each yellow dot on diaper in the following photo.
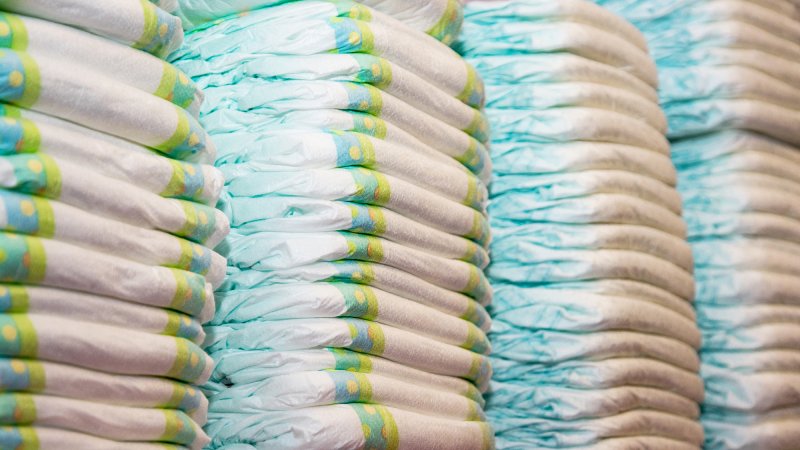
[371,64,380,77]
[2,325,17,341]
[349,6,359,18]
[354,290,365,303]
[10,360,25,374]
[159,23,169,37]
[373,186,382,200]
[364,405,376,415]
[179,73,189,85]
[182,316,192,326]
[27,159,43,174]
[363,117,374,129]
[352,272,362,280]
[188,133,200,147]
[187,387,196,396]
[362,424,371,438]
[185,164,196,176]
[198,211,208,225]
[8,71,22,88]
[0,23,9,37]
[0,286,6,297]
[349,146,361,160]
[348,32,361,45]
[190,352,199,367]
[184,288,193,300]
[175,420,184,430]
[381,426,389,439]
[19,200,34,217]
[3,118,15,125]
[346,379,358,394]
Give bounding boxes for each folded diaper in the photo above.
[0,12,202,114]
[0,51,215,162]
[0,0,183,57]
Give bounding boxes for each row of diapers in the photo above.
[457,1,705,448]
[171,1,496,449]
[593,0,800,448]
[0,0,227,448]
[172,0,464,45]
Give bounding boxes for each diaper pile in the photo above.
[458,1,705,448]
[592,0,800,448]
[171,1,495,448]
[0,0,226,448]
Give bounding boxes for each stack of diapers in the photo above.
[173,0,464,45]
[171,1,495,449]
[591,1,800,448]
[457,1,706,448]
[0,0,227,448]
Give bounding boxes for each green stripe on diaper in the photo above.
[331,348,373,373]
[155,62,179,100]
[0,394,36,424]
[427,0,461,45]
[331,371,373,403]
[0,234,46,284]
[158,107,190,152]
[0,315,37,357]
[0,286,29,312]
[168,269,207,317]
[339,283,379,320]
[352,404,399,450]
[0,14,28,51]
[15,53,40,109]
[160,410,197,445]
[18,118,40,153]
[134,0,159,50]
[346,319,385,355]
[166,338,207,383]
